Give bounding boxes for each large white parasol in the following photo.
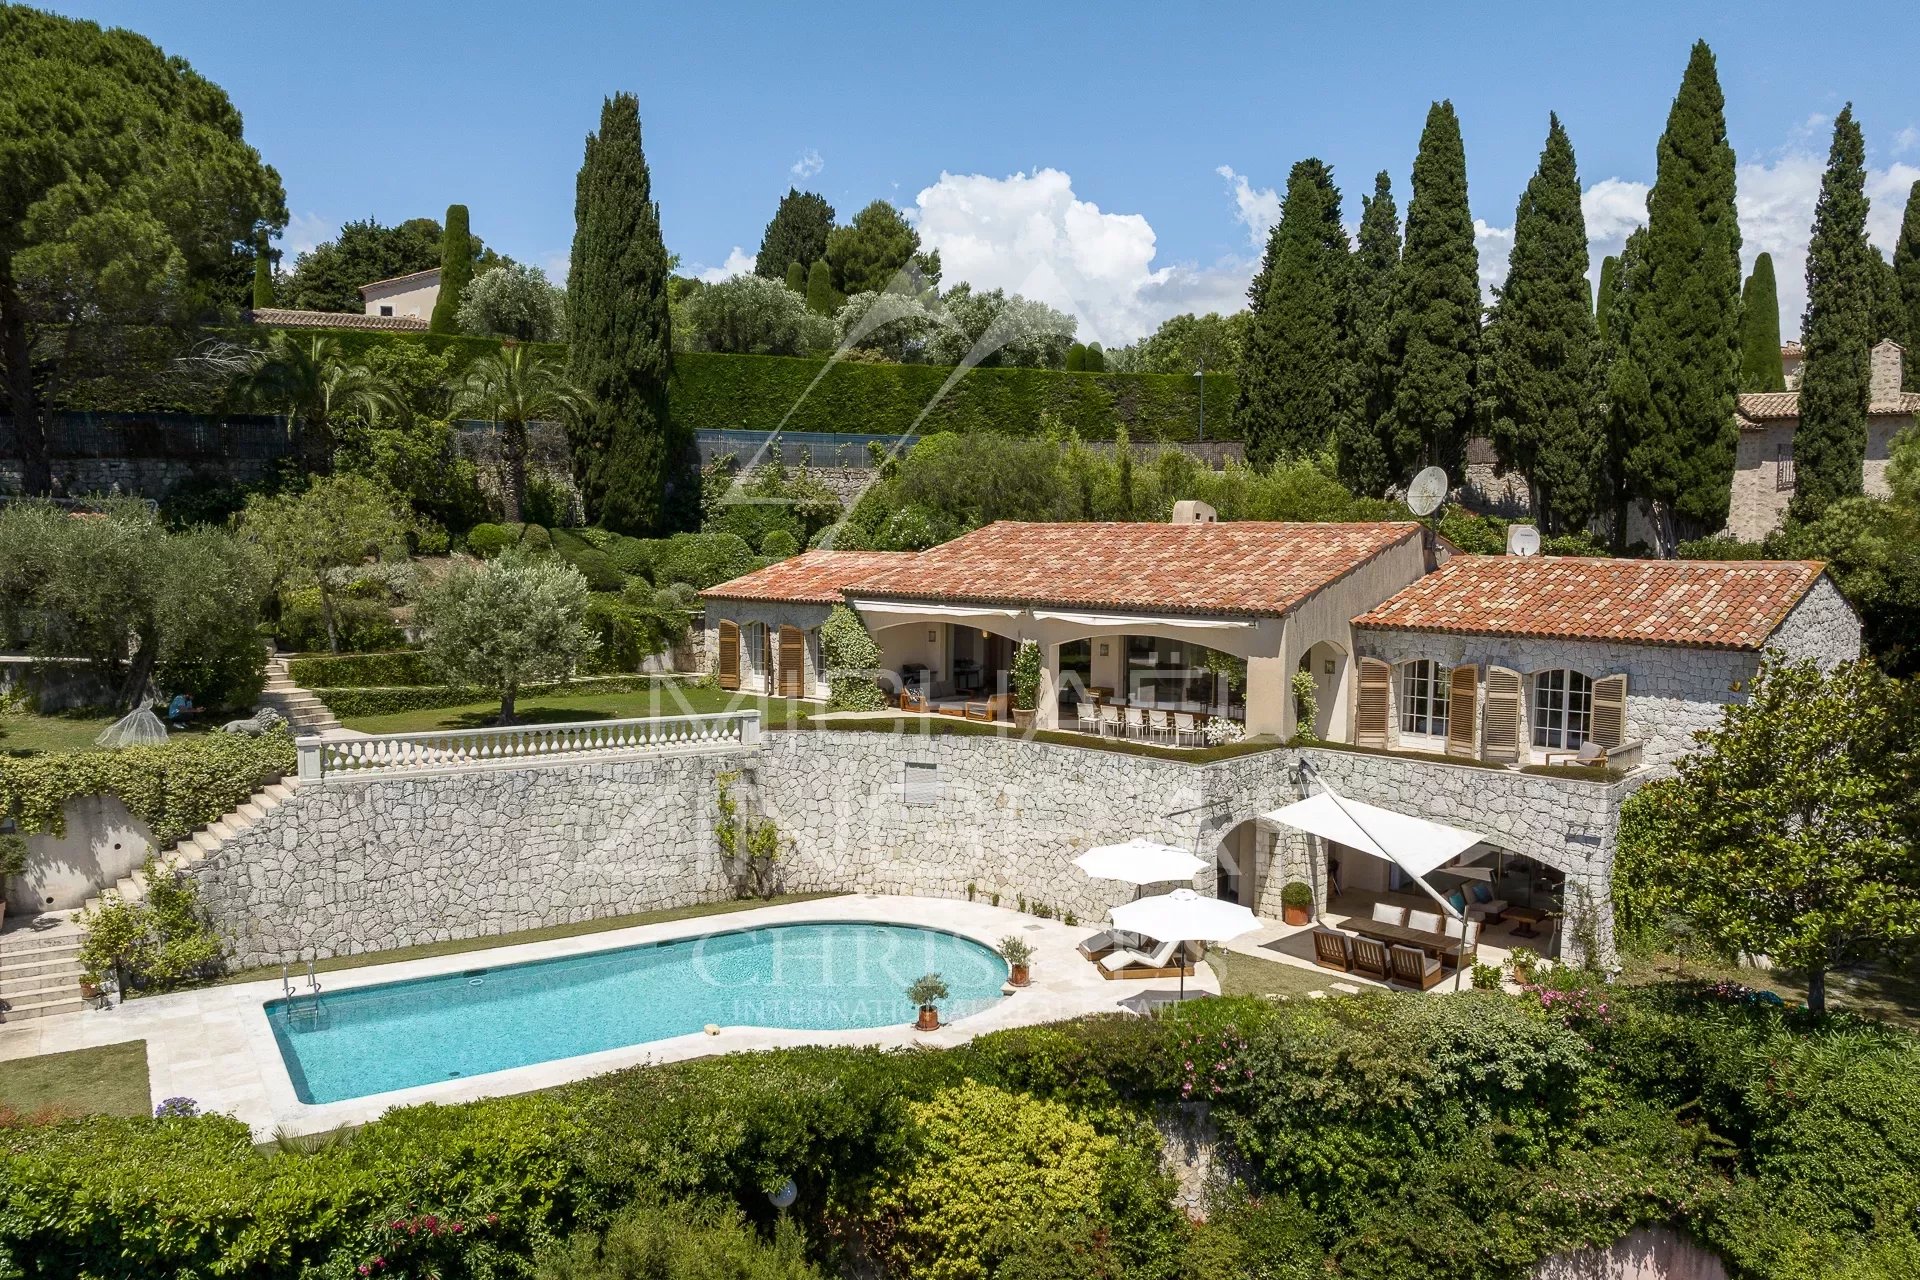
[1110,888,1260,999]
[1073,838,1205,887]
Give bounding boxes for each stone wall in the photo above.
[191,727,1642,970]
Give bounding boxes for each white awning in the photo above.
[851,600,1025,627]
[1030,609,1256,631]
[1261,792,1484,879]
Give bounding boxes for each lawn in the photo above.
[337,681,804,735]
[217,892,842,985]
[1206,947,1353,1000]
[1616,950,1920,1030]
[0,709,120,756]
[0,1040,150,1119]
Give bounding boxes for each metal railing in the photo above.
[297,711,762,779]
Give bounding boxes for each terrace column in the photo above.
[1036,642,1061,730]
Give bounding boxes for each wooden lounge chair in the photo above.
[899,688,929,713]
[1312,928,1353,972]
[1389,944,1445,990]
[1099,937,1183,978]
[1370,902,1409,927]
[1076,930,1117,960]
[1350,936,1392,981]
[963,693,1009,722]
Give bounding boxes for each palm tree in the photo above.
[448,345,591,523]
[241,332,401,473]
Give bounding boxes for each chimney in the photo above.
[1870,339,1903,404]
[1170,499,1218,525]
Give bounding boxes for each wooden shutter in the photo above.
[1445,664,1479,757]
[1354,658,1391,748]
[1591,673,1628,748]
[716,621,740,691]
[778,625,806,698]
[1482,666,1523,763]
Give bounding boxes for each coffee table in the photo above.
[1506,906,1547,939]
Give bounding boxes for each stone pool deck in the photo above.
[0,894,1217,1138]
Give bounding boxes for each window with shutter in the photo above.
[1482,666,1523,763]
[778,625,806,698]
[1354,658,1391,748]
[902,761,940,806]
[1591,673,1628,747]
[716,621,740,691]
[1446,664,1479,757]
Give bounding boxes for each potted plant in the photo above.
[1009,640,1042,731]
[999,936,1034,987]
[907,973,949,1031]
[0,832,26,931]
[1280,880,1313,926]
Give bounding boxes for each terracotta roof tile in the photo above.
[245,308,429,332]
[358,267,441,294]
[1736,387,1920,426]
[703,550,919,605]
[1354,555,1826,651]
[1781,341,1804,358]
[843,520,1424,617]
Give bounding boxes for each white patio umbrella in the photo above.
[1074,838,1205,888]
[1110,888,1260,999]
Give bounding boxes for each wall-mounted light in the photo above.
[1098,642,1109,656]
[927,629,937,643]
[1323,659,1335,675]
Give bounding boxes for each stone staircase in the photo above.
[75,780,300,918]
[0,921,87,1023]
[258,654,343,736]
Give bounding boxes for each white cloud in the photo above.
[694,246,756,283]
[539,251,571,284]
[1215,164,1281,247]
[1472,219,1515,300]
[1894,126,1920,157]
[281,212,335,260]
[791,148,824,179]
[912,167,1254,347]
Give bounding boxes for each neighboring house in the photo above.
[1728,339,1920,541]
[1781,340,1804,389]
[359,267,441,321]
[1350,554,1859,769]
[243,306,428,333]
[702,551,917,700]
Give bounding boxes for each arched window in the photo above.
[1531,669,1592,749]
[1398,659,1450,737]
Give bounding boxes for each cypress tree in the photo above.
[1232,158,1352,467]
[429,203,472,334]
[1339,171,1400,496]
[1085,342,1105,372]
[1792,105,1875,521]
[1599,230,1652,549]
[784,259,805,293]
[1386,101,1480,484]
[1895,181,1920,388]
[754,188,835,281]
[1622,42,1742,545]
[1738,253,1786,391]
[1595,254,1619,344]
[251,231,275,309]
[1065,342,1087,372]
[1482,114,1601,533]
[1870,249,1904,346]
[567,94,683,534]
[804,258,838,315]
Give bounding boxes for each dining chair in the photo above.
[1099,703,1124,738]
[1124,706,1148,740]
[1173,711,1200,746]
[1076,697,1102,734]
[1406,909,1443,934]
[1149,709,1175,744]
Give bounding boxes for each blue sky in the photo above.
[45,0,1920,345]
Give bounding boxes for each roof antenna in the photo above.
[1405,465,1450,569]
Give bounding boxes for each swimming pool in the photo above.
[266,921,1009,1104]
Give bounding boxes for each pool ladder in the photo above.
[282,959,323,1025]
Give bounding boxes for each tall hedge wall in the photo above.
[670,352,1239,442]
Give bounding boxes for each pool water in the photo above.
[267,922,1009,1104]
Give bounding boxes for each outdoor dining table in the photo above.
[1337,916,1465,965]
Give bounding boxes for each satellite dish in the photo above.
[1406,466,1450,517]
[1506,524,1542,556]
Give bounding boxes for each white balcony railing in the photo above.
[297,711,762,780]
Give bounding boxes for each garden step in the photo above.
[262,782,296,803]
[206,820,240,842]
[1330,982,1362,995]
[0,931,83,957]
[0,993,87,1022]
[0,973,83,1003]
[234,802,267,823]
[0,950,85,979]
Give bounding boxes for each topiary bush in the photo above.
[464,522,514,559]
[820,605,885,711]
[274,588,402,653]
[758,529,798,559]
[550,531,627,592]
[651,532,755,590]
[605,535,662,580]
[286,650,436,689]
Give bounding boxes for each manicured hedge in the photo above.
[0,727,295,847]
[671,351,1239,442]
[287,650,437,689]
[319,674,660,719]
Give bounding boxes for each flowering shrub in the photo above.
[1177,1026,1254,1103]
[1527,985,1614,1028]
[357,1211,500,1277]
[1202,716,1245,746]
[152,1097,199,1119]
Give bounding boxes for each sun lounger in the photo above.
[1076,930,1117,959]
[1099,937,1183,976]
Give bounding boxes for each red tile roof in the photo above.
[358,267,441,294]
[245,307,429,332]
[1353,555,1826,651]
[702,550,919,605]
[843,520,1424,617]
[1737,388,1920,426]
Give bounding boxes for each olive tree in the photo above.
[456,262,567,342]
[1616,656,1920,1011]
[237,475,412,653]
[416,548,596,723]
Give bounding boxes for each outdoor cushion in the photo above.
[1471,883,1494,904]
[1407,909,1443,934]
[1447,889,1468,913]
[1370,903,1408,927]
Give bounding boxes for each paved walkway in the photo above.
[0,894,1215,1138]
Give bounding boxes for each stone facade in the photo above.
[701,600,830,699]
[192,727,1644,971]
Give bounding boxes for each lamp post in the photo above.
[1193,359,1206,442]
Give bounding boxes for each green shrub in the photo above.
[820,605,885,711]
[758,529,799,559]
[464,522,515,559]
[517,523,552,553]
[274,587,402,653]
[605,536,661,579]
[538,1198,819,1279]
[74,858,221,993]
[286,650,436,688]
[1281,880,1312,911]
[551,531,627,592]
[316,674,658,719]
[0,726,295,847]
[652,532,755,590]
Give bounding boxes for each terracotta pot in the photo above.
[1010,963,1031,987]
[915,1005,940,1031]
[1283,904,1310,926]
[1012,708,1036,731]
